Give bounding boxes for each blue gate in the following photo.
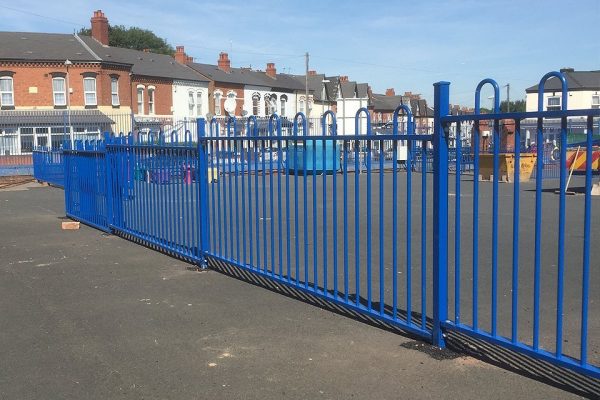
[33,147,64,187]
[59,71,600,379]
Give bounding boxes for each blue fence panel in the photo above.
[199,111,436,340]
[440,73,600,378]
[105,134,204,263]
[63,139,109,232]
[33,147,64,187]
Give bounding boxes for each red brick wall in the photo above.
[131,77,172,115]
[210,82,244,116]
[0,61,132,109]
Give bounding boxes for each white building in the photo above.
[525,68,600,112]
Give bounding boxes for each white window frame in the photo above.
[252,92,260,116]
[148,86,155,115]
[280,95,287,117]
[547,95,561,111]
[0,76,15,107]
[592,95,600,109]
[137,85,145,115]
[111,77,120,106]
[83,77,97,106]
[52,77,67,106]
[299,96,305,114]
[196,91,203,116]
[188,91,195,117]
[214,90,223,116]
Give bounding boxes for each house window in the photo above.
[188,91,195,116]
[83,77,97,106]
[214,91,222,116]
[592,95,600,109]
[547,96,561,111]
[137,86,144,114]
[299,96,305,114]
[0,76,14,106]
[148,87,155,114]
[252,92,260,116]
[265,94,277,115]
[196,92,203,116]
[111,77,119,106]
[52,77,66,106]
[280,94,287,117]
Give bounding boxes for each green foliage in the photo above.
[500,99,526,113]
[479,100,526,114]
[78,25,174,55]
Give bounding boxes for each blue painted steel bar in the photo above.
[581,115,593,365]
[454,122,462,325]
[421,140,427,331]
[556,113,568,357]
[511,119,521,343]
[432,81,450,347]
[324,110,338,297]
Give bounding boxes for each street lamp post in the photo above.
[65,59,73,146]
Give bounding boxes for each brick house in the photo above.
[370,89,433,134]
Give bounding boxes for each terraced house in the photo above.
[0,10,209,161]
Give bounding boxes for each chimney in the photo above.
[90,10,109,46]
[308,70,317,76]
[385,88,395,96]
[266,63,276,78]
[218,52,231,73]
[175,45,192,64]
[339,75,348,83]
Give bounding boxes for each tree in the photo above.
[479,99,526,114]
[79,25,174,55]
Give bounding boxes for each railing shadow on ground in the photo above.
[207,256,600,399]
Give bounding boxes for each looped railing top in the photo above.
[246,115,259,137]
[475,78,500,114]
[226,116,237,137]
[355,107,371,135]
[392,104,414,135]
[321,110,337,136]
[209,117,220,138]
[170,130,177,143]
[268,113,282,136]
[184,130,193,144]
[293,112,308,136]
[537,71,568,112]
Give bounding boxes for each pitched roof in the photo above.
[0,109,114,125]
[0,32,99,62]
[526,70,600,92]
[371,93,431,117]
[80,36,207,82]
[189,62,304,90]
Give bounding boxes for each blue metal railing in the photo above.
[440,73,600,378]
[55,71,599,380]
[33,147,64,187]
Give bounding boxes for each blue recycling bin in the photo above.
[287,140,341,174]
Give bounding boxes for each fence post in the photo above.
[103,132,114,230]
[432,81,450,348]
[197,118,210,268]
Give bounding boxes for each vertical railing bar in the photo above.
[555,115,567,357]
[455,121,462,325]
[492,118,499,337]
[580,115,593,365]
[511,119,521,343]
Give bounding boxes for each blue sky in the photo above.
[2,0,599,106]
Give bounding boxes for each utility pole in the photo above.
[305,52,309,118]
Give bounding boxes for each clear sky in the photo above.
[2,0,599,107]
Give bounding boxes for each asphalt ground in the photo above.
[1,182,600,399]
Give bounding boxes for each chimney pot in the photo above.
[90,10,109,46]
[385,88,395,96]
[308,70,317,76]
[218,52,231,73]
[266,62,276,78]
[339,75,348,82]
